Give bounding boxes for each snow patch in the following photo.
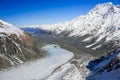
[85,43,97,48]
[82,37,93,42]
[92,45,102,50]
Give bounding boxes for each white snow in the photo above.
[46,63,72,80]
[0,44,74,80]
[92,45,101,50]
[85,43,97,48]
[0,20,24,37]
[82,37,93,42]
[62,64,82,80]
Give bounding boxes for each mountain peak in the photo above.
[96,2,113,8]
[100,2,112,5]
[89,2,120,15]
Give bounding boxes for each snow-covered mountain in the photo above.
[0,20,24,37]
[28,2,120,50]
[86,49,120,80]
[0,20,42,69]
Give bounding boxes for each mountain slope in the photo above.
[86,49,120,80]
[0,20,43,69]
[28,2,120,51]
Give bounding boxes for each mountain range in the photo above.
[0,2,120,80]
[23,2,120,80]
[27,2,120,52]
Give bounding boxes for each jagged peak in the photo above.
[94,2,114,9]
[88,2,120,15]
[98,2,113,6]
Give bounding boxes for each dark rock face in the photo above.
[0,33,41,69]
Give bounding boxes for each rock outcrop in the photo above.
[0,20,42,69]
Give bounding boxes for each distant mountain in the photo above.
[86,49,120,80]
[21,28,47,34]
[27,2,120,51]
[0,20,42,69]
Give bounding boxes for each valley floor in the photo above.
[0,44,74,80]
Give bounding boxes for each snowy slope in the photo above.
[0,20,24,37]
[28,2,120,50]
[0,44,74,80]
[86,49,120,80]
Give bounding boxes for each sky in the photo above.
[0,0,120,26]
